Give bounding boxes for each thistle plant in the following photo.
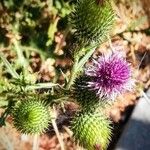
[73,75,108,112]
[85,53,134,99]
[0,0,136,150]
[70,0,115,54]
[66,0,115,89]
[12,99,51,134]
[71,112,112,150]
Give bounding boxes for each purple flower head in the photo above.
[85,53,134,99]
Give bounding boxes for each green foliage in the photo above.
[70,0,115,52]
[53,0,72,17]
[0,0,72,57]
[0,53,63,131]
[12,99,51,134]
[71,112,112,150]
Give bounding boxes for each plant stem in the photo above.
[51,108,65,150]
[52,119,65,150]
[13,40,28,68]
[77,48,95,70]
[0,51,19,79]
[66,58,79,90]
[32,134,39,150]
[66,46,96,90]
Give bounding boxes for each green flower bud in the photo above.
[71,112,112,150]
[12,99,51,134]
[73,75,107,112]
[70,0,115,49]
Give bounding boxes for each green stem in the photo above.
[77,48,95,70]
[0,51,19,79]
[66,46,96,90]
[13,40,28,68]
[66,58,79,90]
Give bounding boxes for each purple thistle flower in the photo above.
[85,53,134,99]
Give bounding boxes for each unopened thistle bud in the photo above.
[12,99,51,134]
[70,0,115,49]
[71,112,112,150]
[73,75,106,112]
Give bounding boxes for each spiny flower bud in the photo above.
[12,99,51,134]
[71,112,112,150]
[70,0,115,48]
[85,53,134,99]
[73,75,106,112]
